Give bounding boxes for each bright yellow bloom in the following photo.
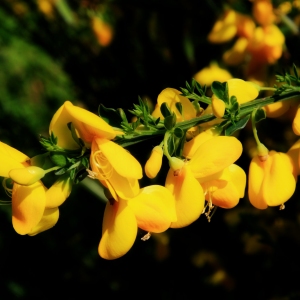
[166,136,243,227]
[248,151,296,209]
[201,164,246,209]
[165,164,204,228]
[99,185,176,259]
[51,101,142,200]
[194,63,232,86]
[50,101,116,148]
[91,16,114,47]
[91,138,142,200]
[226,79,260,104]
[152,88,196,122]
[145,146,163,179]
[189,136,243,181]
[0,141,72,235]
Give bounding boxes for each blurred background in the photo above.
[1,0,300,299]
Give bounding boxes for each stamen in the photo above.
[203,191,216,222]
[2,178,13,198]
[86,169,98,179]
[92,150,113,180]
[279,203,285,210]
[141,232,151,241]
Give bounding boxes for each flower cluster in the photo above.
[1,70,300,259]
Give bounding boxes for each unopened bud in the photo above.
[145,146,163,179]
[211,95,225,118]
[9,166,45,186]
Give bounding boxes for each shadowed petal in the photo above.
[12,182,47,235]
[166,165,204,228]
[28,208,59,236]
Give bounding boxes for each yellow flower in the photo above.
[99,185,176,259]
[50,101,116,148]
[145,146,163,179]
[166,136,243,227]
[201,164,246,209]
[51,101,142,200]
[225,79,260,104]
[248,151,296,209]
[292,104,300,135]
[152,88,196,122]
[223,37,248,66]
[91,138,142,200]
[91,16,114,47]
[0,142,46,234]
[0,142,71,235]
[165,164,204,228]
[194,63,232,86]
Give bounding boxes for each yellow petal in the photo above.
[223,37,248,66]
[248,155,268,209]
[99,199,137,260]
[0,142,29,177]
[94,138,142,179]
[28,207,59,236]
[12,182,47,235]
[263,100,291,118]
[263,152,296,206]
[228,164,246,198]
[194,63,232,87]
[203,180,240,209]
[49,101,80,150]
[64,101,116,143]
[182,130,214,159]
[128,185,176,233]
[189,136,243,179]
[157,88,196,121]
[45,175,72,208]
[165,165,204,228]
[227,79,259,104]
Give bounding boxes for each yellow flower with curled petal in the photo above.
[99,185,176,259]
[91,137,142,200]
[248,150,296,209]
[51,101,142,200]
[152,88,196,122]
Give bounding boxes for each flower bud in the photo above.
[9,166,45,186]
[211,94,226,118]
[145,146,163,179]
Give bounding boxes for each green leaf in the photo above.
[225,114,251,136]
[164,113,176,130]
[211,81,228,103]
[50,152,68,167]
[160,102,172,118]
[175,102,183,115]
[254,108,266,123]
[98,104,123,127]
